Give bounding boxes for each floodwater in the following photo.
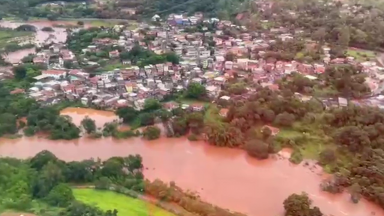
[0,20,84,63]
[0,107,383,216]
[0,20,69,44]
[4,48,35,64]
[61,107,118,128]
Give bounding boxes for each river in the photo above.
[0,107,382,216]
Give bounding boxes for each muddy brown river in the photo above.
[0,107,382,216]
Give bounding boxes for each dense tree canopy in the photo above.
[81,116,97,134]
[283,193,323,216]
[143,126,161,140]
[186,83,207,99]
[116,106,138,123]
[25,108,81,140]
[322,64,370,98]
[244,139,269,159]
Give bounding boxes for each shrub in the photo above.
[23,126,36,137]
[319,148,336,165]
[188,133,198,141]
[143,126,161,140]
[45,183,74,207]
[289,150,303,164]
[244,139,269,159]
[41,27,54,32]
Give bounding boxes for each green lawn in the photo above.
[100,62,125,72]
[346,48,376,61]
[276,120,332,160]
[0,30,32,48]
[73,189,176,216]
[87,20,120,27]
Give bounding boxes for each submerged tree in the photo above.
[283,193,323,216]
[244,139,269,159]
[143,126,161,140]
[81,116,97,134]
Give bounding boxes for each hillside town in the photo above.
[18,10,384,113]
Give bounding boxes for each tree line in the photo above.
[0,150,143,216]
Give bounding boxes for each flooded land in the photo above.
[0,107,382,216]
[0,20,86,63]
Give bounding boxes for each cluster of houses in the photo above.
[14,11,384,114]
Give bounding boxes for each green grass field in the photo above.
[346,48,376,61]
[0,30,32,48]
[73,189,176,216]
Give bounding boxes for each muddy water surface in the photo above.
[5,48,36,64]
[0,108,383,216]
[0,20,82,63]
[61,107,118,128]
[0,20,69,43]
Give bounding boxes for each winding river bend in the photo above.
[0,107,382,216]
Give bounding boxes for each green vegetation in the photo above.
[142,126,161,140]
[277,66,370,99]
[41,27,54,32]
[67,27,119,54]
[0,28,33,52]
[25,107,81,140]
[255,0,384,53]
[346,48,375,62]
[116,99,166,129]
[81,117,97,134]
[264,39,322,63]
[186,83,207,100]
[119,44,180,67]
[283,193,322,216]
[0,150,142,216]
[99,62,124,72]
[73,189,176,216]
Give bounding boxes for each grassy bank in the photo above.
[73,189,177,216]
[346,48,376,61]
[0,30,33,49]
